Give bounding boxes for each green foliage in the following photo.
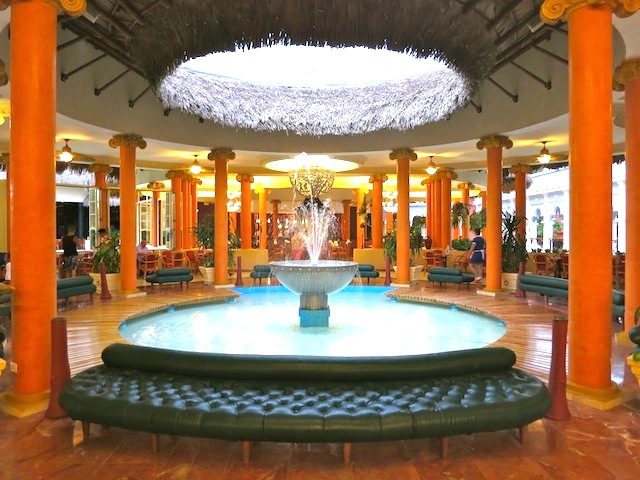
[501,212,528,273]
[451,202,469,229]
[452,238,472,251]
[383,228,398,264]
[192,215,214,250]
[383,217,424,266]
[469,210,487,231]
[92,234,121,273]
[192,215,241,273]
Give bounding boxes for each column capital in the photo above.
[147,182,166,190]
[368,174,388,184]
[88,163,113,174]
[389,148,417,161]
[42,0,86,17]
[541,0,639,24]
[165,170,187,180]
[613,57,640,91]
[352,188,370,195]
[108,134,147,150]
[476,134,513,150]
[341,199,352,206]
[509,163,533,174]
[254,187,271,194]
[438,169,458,181]
[208,147,236,161]
[420,174,438,186]
[458,182,471,190]
[236,173,254,183]
[478,191,487,198]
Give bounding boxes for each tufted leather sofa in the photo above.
[59,343,550,464]
[427,267,475,289]
[57,275,97,305]
[145,268,193,287]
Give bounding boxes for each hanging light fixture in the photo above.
[425,156,438,175]
[190,154,202,174]
[537,141,551,164]
[382,191,398,213]
[227,191,241,212]
[59,138,74,163]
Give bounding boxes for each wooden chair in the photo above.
[139,253,158,277]
[77,252,95,275]
[424,250,444,271]
[533,254,554,276]
[560,253,569,279]
[160,250,174,269]
[184,250,202,274]
[172,251,188,268]
[452,253,469,272]
[613,255,625,289]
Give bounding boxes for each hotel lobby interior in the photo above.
[2,1,640,478]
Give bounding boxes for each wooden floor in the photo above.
[1,277,639,479]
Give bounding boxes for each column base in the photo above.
[0,390,50,418]
[122,290,146,298]
[299,309,329,328]
[566,381,635,410]
[614,331,635,348]
[390,281,413,288]
[476,288,509,298]
[214,283,235,289]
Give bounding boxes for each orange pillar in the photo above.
[5,0,59,409]
[543,1,616,394]
[354,188,368,249]
[422,179,433,240]
[166,171,184,250]
[237,174,254,249]
[385,211,394,233]
[209,148,235,285]
[440,171,454,248]
[182,176,192,248]
[615,58,640,332]
[510,164,531,240]
[110,134,146,294]
[431,175,441,248]
[477,135,513,292]
[369,174,387,248]
[89,164,113,234]
[480,191,487,211]
[341,200,351,242]
[258,188,268,250]
[152,187,160,246]
[460,182,470,239]
[390,148,417,284]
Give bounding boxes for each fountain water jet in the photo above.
[270,197,358,327]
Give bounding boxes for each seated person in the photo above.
[136,240,150,277]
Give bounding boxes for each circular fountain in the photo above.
[270,259,358,327]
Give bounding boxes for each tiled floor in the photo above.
[1,279,639,479]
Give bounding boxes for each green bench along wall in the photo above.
[356,264,379,284]
[57,276,97,305]
[146,268,193,287]
[427,267,474,289]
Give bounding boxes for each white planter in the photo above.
[89,272,122,293]
[393,265,423,281]
[199,266,215,285]
[501,272,519,292]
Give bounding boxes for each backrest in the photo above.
[253,265,272,273]
[157,268,191,277]
[428,267,461,276]
[57,275,94,289]
[101,343,517,382]
[358,264,375,272]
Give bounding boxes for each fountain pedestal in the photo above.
[270,260,358,328]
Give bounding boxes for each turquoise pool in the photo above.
[119,286,506,357]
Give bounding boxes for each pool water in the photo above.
[119,286,506,357]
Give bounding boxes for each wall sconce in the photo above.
[189,154,202,174]
[59,138,74,163]
[537,141,551,164]
[425,156,438,175]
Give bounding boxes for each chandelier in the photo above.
[227,191,241,212]
[265,153,359,198]
[382,191,398,213]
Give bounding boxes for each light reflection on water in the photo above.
[119,286,506,357]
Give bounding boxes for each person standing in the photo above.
[61,226,82,278]
[467,228,486,284]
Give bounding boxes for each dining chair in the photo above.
[533,254,553,276]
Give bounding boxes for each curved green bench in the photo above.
[146,268,193,287]
[57,276,97,305]
[427,267,474,289]
[356,264,380,284]
[519,274,624,319]
[249,264,272,285]
[59,343,550,464]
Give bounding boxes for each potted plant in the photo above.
[627,307,640,387]
[451,202,469,236]
[383,217,424,281]
[91,233,122,292]
[469,209,486,232]
[501,211,528,291]
[192,215,241,284]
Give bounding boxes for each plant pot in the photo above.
[89,272,122,293]
[199,266,215,285]
[393,265,423,281]
[501,272,519,292]
[627,356,640,388]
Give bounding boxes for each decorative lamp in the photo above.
[382,191,398,213]
[227,191,241,212]
[537,141,551,164]
[426,156,438,175]
[190,154,202,174]
[59,139,74,163]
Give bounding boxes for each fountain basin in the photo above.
[270,260,359,327]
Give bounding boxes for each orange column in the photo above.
[510,164,531,240]
[615,59,640,332]
[354,188,368,249]
[89,164,113,233]
[390,148,417,284]
[431,175,441,248]
[460,182,470,239]
[480,191,487,211]
[237,174,254,249]
[543,1,617,395]
[385,211,394,233]
[191,179,200,247]
[209,148,235,285]
[422,179,432,239]
[341,200,351,242]
[109,134,146,294]
[440,171,454,249]
[477,134,513,292]
[151,186,161,246]
[182,176,192,248]
[369,174,387,248]
[166,171,184,250]
[5,0,59,408]
[258,188,268,250]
